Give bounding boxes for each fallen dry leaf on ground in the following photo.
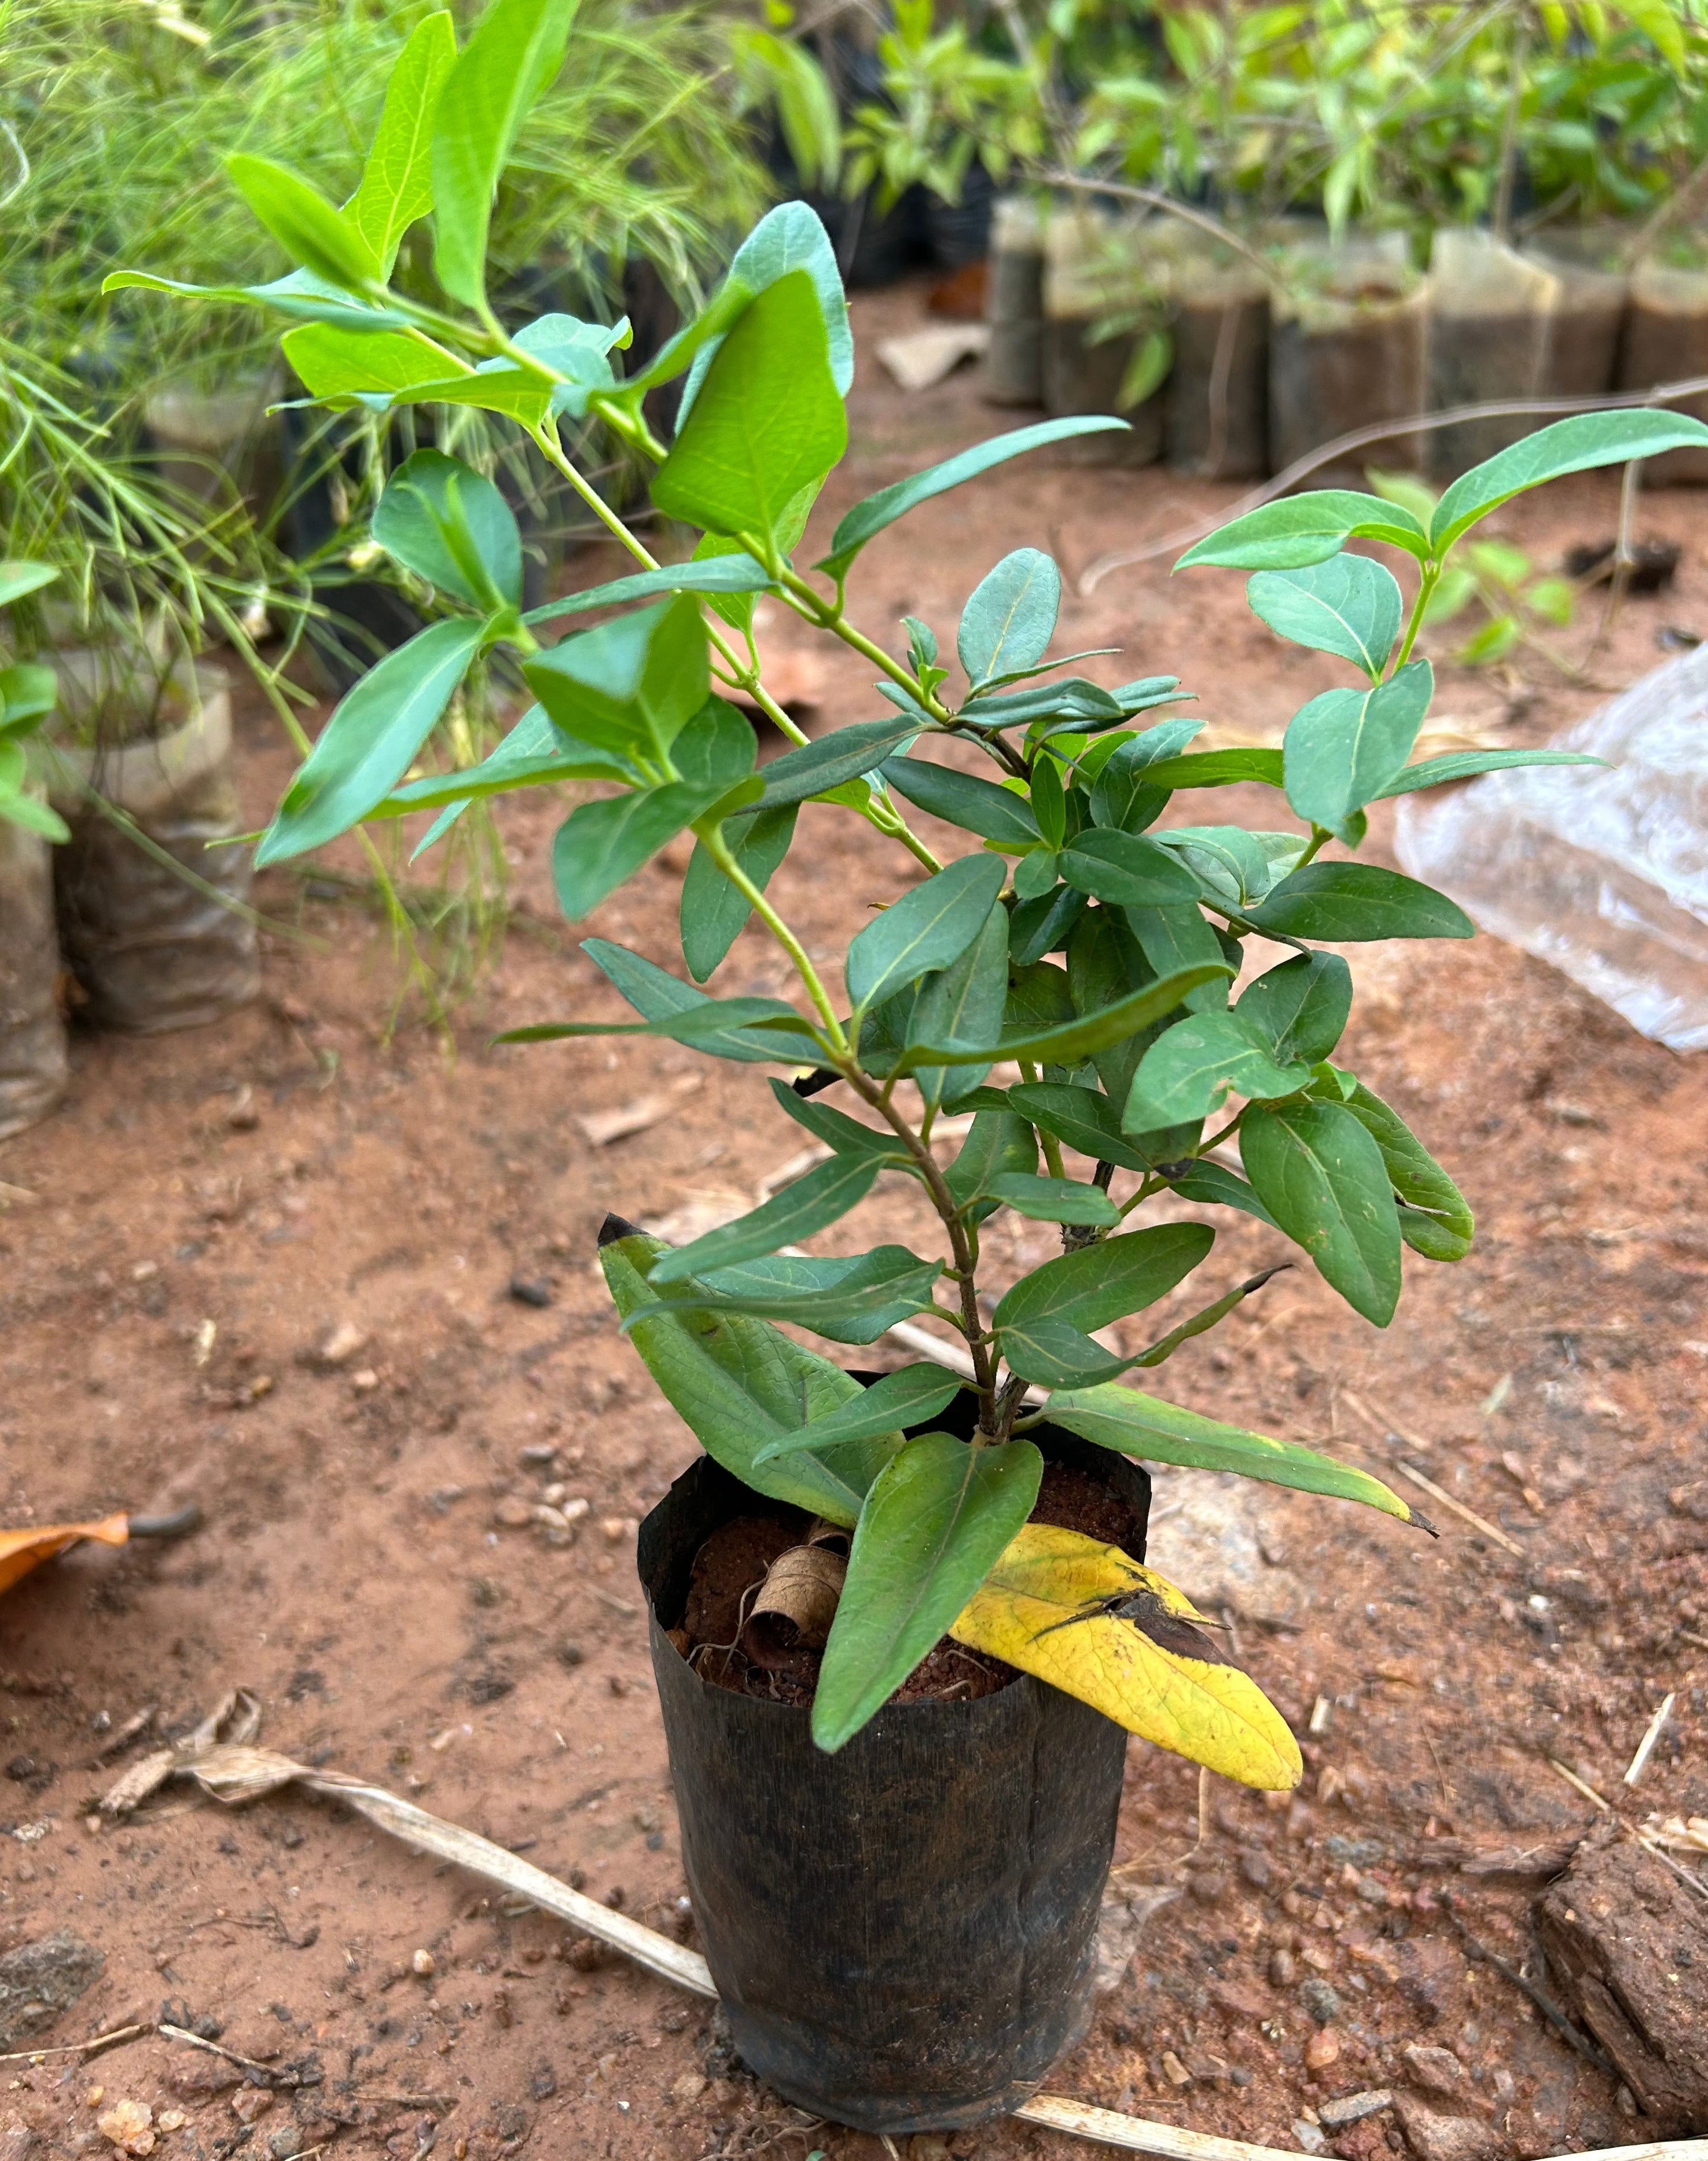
[0,1516,130,1596]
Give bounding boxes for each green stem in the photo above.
[698,825,846,1051]
[1391,563,1441,672]
[776,564,955,723]
[1018,1059,1067,1179]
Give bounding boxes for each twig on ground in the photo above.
[0,2022,149,2066]
[1440,1902,1614,2075]
[1549,1758,1613,1812]
[1389,1461,1523,1556]
[1624,1693,1676,1786]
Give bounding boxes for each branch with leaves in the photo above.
[108,0,1708,1786]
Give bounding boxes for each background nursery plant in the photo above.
[114,0,1708,1788]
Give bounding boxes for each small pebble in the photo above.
[1318,2092,1393,2130]
[1269,1947,1296,1987]
[412,1947,436,1976]
[1299,1977,1343,2025]
[1160,2050,1191,2088]
[509,1274,553,1308]
[1304,2027,1341,2071]
[1239,1849,1273,1890]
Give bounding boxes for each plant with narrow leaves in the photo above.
[0,564,66,843]
[111,0,1708,1787]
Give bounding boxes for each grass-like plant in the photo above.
[111,0,1708,1785]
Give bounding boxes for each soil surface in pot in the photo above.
[675,1460,1139,1704]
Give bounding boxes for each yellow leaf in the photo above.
[0,1516,130,1596]
[950,1523,1303,1791]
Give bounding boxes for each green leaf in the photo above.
[1042,1384,1418,1520]
[1431,410,1708,555]
[1007,1082,1159,1174]
[819,418,1130,580]
[384,708,634,852]
[768,1078,915,1166]
[1060,829,1203,907]
[1373,748,1606,797]
[524,595,711,765]
[1177,491,1429,572]
[1236,952,1352,1064]
[987,1173,1121,1227]
[1247,554,1404,679]
[957,549,1061,687]
[897,962,1232,1073]
[1123,902,1231,1015]
[347,9,460,274]
[751,1365,963,1464]
[676,202,854,421]
[579,940,820,1064]
[994,1223,1214,1385]
[649,1157,880,1284]
[256,618,484,866]
[1283,660,1434,833]
[372,449,521,613]
[1240,1098,1402,1325]
[498,993,804,1053]
[636,1247,942,1346]
[1009,884,1088,964]
[909,900,1009,1111]
[1248,862,1473,942]
[551,701,756,919]
[1012,851,1061,901]
[1457,615,1520,667]
[226,153,380,291]
[0,789,70,843]
[1162,1160,1278,1227]
[600,1228,894,1526]
[757,717,923,808]
[0,562,57,608]
[431,0,581,308]
[1132,748,1285,791]
[652,270,848,549]
[881,758,1039,845]
[945,1109,1037,1216]
[102,266,416,332]
[680,804,798,983]
[846,854,1007,1013]
[1339,1079,1474,1262]
[0,663,57,734]
[1125,1012,1310,1132]
[521,554,773,628]
[1159,827,1303,911]
[1030,755,1067,852]
[1066,906,1154,1107]
[282,321,468,406]
[813,1433,1042,1751]
[510,311,631,419]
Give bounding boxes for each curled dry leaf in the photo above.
[102,1688,264,1815]
[0,1516,130,1597]
[742,1543,847,1663]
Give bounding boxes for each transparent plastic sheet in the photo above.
[1165,251,1270,480]
[0,795,68,1142]
[983,196,1046,407]
[1617,260,1708,484]
[1269,233,1425,486]
[1395,644,1708,1050]
[1426,230,1563,477]
[49,668,259,1035]
[1040,208,1165,467]
[1523,227,1629,400]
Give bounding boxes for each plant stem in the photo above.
[777,564,956,723]
[1018,1059,1067,1178]
[1391,563,1441,671]
[843,1067,999,1424]
[697,825,846,1050]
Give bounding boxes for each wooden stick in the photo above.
[0,2022,149,2066]
[1389,1460,1525,1557]
[1624,1694,1676,1786]
[1549,1758,1613,1811]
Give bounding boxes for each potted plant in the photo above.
[111,0,1708,2127]
[0,560,69,1140]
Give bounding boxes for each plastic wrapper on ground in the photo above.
[1395,643,1708,1051]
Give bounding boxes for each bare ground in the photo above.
[2,284,1705,2161]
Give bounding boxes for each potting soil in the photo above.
[1269,236,1426,484]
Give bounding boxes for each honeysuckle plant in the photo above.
[111,0,1708,1789]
